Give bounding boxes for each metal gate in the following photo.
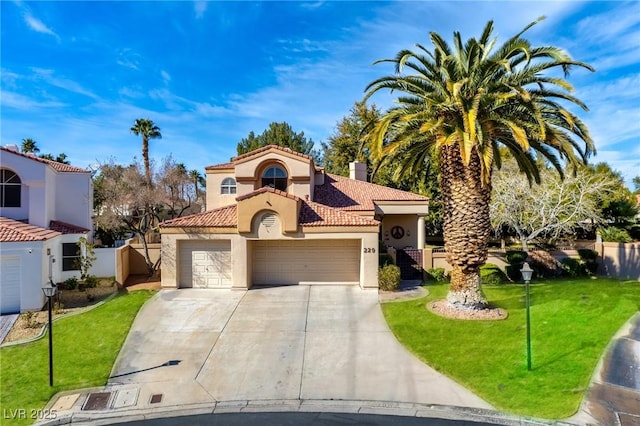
[396,249,423,280]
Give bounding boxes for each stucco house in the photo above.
[0,145,92,313]
[160,145,428,289]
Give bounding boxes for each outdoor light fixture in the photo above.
[521,262,534,371]
[42,282,57,386]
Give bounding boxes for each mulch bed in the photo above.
[428,299,508,320]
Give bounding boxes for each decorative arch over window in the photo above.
[221,177,237,194]
[261,165,287,191]
[0,169,21,207]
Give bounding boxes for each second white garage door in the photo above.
[180,241,232,288]
[252,239,360,285]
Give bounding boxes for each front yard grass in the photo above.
[382,278,640,419]
[0,290,156,426]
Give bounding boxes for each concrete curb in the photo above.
[36,397,573,426]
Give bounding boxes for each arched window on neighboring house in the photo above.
[0,169,21,207]
[261,165,288,191]
[221,177,237,194]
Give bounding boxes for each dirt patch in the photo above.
[3,278,119,344]
[428,299,508,321]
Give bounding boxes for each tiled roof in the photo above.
[314,174,428,211]
[205,162,235,171]
[160,205,238,228]
[236,186,301,202]
[232,145,313,163]
[0,217,61,242]
[0,146,90,173]
[300,200,379,227]
[160,188,379,229]
[49,220,90,234]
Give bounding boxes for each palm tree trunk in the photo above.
[142,136,152,188]
[440,145,491,309]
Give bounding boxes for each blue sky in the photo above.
[2,1,639,187]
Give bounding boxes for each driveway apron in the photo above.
[109,286,491,410]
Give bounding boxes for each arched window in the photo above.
[221,177,237,194]
[0,169,21,207]
[261,165,287,191]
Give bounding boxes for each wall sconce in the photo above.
[47,248,51,255]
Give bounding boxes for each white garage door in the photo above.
[1,256,21,314]
[179,241,232,288]
[253,239,360,285]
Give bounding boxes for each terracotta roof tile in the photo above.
[160,205,238,228]
[0,146,90,173]
[314,174,428,211]
[205,162,235,170]
[235,186,301,202]
[49,220,90,234]
[300,200,379,227]
[0,217,61,242]
[232,145,313,163]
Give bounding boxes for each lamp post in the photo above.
[42,282,57,386]
[521,262,534,371]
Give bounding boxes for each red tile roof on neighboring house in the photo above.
[49,220,90,234]
[160,205,238,228]
[313,174,428,211]
[160,188,379,229]
[205,162,235,171]
[0,146,90,173]
[0,217,61,242]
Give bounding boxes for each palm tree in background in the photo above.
[189,169,205,199]
[130,119,162,187]
[365,18,595,309]
[21,138,40,154]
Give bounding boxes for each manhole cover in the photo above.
[82,392,111,410]
[150,394,163,404]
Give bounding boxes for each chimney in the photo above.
[349,161,367,182]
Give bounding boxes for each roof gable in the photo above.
[0,146,90,173]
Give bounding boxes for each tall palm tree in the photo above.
[21,138,40,153]
[189,169,204,199]
[130,119,162,187]
[365,18,595,309]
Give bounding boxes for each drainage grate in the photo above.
[150,394,163,404]
[82,392,111,410]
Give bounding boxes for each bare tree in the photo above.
[491,161,618,251]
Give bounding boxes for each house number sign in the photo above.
[390,226,405,239]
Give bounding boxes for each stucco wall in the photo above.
[54,172,93,231]
[206,172,237,210]
[382,214,418,249]
[598,242,640,281]
[92,247,116,278]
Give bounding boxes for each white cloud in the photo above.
[160,70,171,84]
[29,67,99,99]
[1,91,66,110]
[24,12,60,41]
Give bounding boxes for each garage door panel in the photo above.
[252,240,360,285]
[1,256,21,314]
[180,241,232,288]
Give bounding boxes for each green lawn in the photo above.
[382,278,640,419]
[0,290,155,426]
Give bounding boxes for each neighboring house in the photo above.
[160,145,428,289]
[0,145,92,313]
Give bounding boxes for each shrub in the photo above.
[560,257,582,277]
[505,250,528,265]
[379,254,395,267]
[480,263,506,285]
[427,267,449,282]
[23,311,39,328]
[63,276,78,290]
[528,250,563,278]
[599,226,632,243]
[378,265,401,291]
[578,249,598,275]
[84,275,99,288]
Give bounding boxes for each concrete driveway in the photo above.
[107,286,491,410]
